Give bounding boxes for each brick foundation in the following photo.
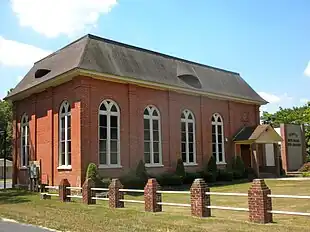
[82,178,96,205]
[144,178,162,212]
[190,178,210,217]
[248,179,272,223]
[109,179,124,208]
[59,178,71,202]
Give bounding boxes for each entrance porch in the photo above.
[233,124,283,178]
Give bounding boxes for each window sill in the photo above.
[19,166,28,170]
[98,165,123,169]
[184,163,198,167]
[216,162,227,165]
[145,164,164,168]
[57,166,72,171]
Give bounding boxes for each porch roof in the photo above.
[233,124,283,144]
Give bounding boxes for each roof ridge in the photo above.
[34,34,90,64]
[86,34,240,76]
[77,35,91,67]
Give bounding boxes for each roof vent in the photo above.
[177,62,202,89]
[35,69,51,78]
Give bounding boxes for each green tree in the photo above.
[0,90,13,160]
[175,158,185,177]
[86,163,98,180]
[261,102,310,157]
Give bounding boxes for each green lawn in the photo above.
[0,179,309,232]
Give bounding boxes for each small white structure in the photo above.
[0,158,12,179]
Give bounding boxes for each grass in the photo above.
[0,179,309,232]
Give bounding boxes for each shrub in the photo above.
[94,178,111,188]
[156,173,183,186]
[306,154,310,162]
[136,160,148,181]
[217,169,233,181]
[298,162,310,172]
[175,158,185,178]
[120,174,146,189]
[202,171,216,182]
[232,156,246,179]
[302,172,310,177]
[86,163,98,180]
[207,156,218,178]
[183,172,203,184]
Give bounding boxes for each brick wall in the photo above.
[13,75,260,186]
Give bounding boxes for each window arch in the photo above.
[99,99,120,167]
[20,113,29,167]
[144,106,162,166]
[59,101,71,167]
[181,110,196,164]
[211,113,225,164]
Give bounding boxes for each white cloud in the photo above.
[259,92,295,114]
[304,61,310,77]
[0,36,51,67]
[11,0,118,38]
[258,92,281,103]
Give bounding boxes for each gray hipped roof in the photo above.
[6,34,267,104]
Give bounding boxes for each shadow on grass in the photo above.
[0,189,33,204]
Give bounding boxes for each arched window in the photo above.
[144,106,162,166]
[99,99,120,167]
[20,114,29,167]
[59,101,71,167]
[181,110,196,164]
[212,113,225,164]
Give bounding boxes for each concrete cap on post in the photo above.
[190,178,210,217]
[109,178,124,208]
[59,179,71,202]
[82,178,96,205]
[248,179,273,224]
[144,178,162,212]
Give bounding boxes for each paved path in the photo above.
[0,219,58,232]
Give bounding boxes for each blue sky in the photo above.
[0,0,310,114]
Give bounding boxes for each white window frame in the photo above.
[144,105,163,167]
[98,99,121,168]
[181,109,196,166]
[212,113,226,164]
[20,114,29,168]
[58,101,72,169]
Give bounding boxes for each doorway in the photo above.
[240,144,251,168]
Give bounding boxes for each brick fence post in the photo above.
[109,179,124,208]
[190,178,210,217]
[82,178,96,205]
[144,178,162,212]
[59,179,71,202]
[248,179,273,223]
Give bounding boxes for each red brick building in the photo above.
[5,34,282,187]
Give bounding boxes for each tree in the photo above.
[0,90,13,160]
[261,102,310,157]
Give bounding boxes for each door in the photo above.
[240,144,251,168]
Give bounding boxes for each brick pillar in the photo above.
[144,178,162,212]
[248,179,273,223]
[82,178,96,205]
[59,179,71,202]
[109,179,124,208]
[190,178,210,217]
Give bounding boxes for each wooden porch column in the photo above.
[273,143,281,177]
[251,143,260,178]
